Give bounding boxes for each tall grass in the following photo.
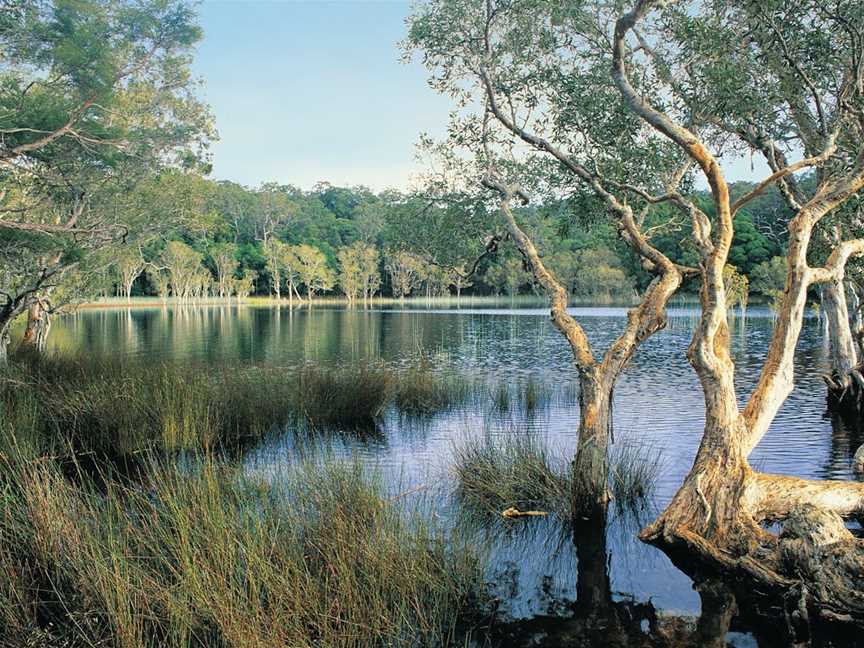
[0,356,479,459]
[393,362,474,417]
[452,433,572,520]
[451,432,661,523]
[0,452,487,647]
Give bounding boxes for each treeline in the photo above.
[103,172,792,302]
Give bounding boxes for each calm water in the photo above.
[43,301,858,645]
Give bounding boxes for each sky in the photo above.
[192,0,771,193]
[192,0,452,192]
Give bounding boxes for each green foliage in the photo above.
[723,265,749,311]
[751,256,788,303]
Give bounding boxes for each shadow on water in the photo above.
[476,509,845,648]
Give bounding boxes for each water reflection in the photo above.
[43,302,860,645]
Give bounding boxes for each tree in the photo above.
[723,265,749,313]
[293,244,334,300]
[359,244,381,300]
[484,254,528,296]
[407,0,691,516]
[0,0,212,360]
[338,242,379,302]
[750,256,787,306]
[114,246,146,301]
[209,242,239,298]
[572,249,635,301]
[611,0,864,622]
[262,238,288,300]
[385,250,423,299]
[160,241,203,300]
[231,270,257,300]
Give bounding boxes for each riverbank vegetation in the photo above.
[0,353,662,646]
[0,355,486,457]
[452,433,661,522]
[0,451,486,647]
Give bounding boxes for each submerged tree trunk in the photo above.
[823,277,864,416]
[572,370,613,515]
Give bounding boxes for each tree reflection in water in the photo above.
[480,511,808,648]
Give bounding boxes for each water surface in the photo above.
[44,301,856,645]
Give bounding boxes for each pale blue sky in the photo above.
[192,1,769,192]
[193,0,452,191]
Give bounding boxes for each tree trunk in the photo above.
[572,369,613,515]
[20,302,51,352]
[823,277,864,415]
[0,318,10,365]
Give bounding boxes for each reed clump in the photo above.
[452,433,572,519]
[451,433,661,522]
[0,452,487,647]
[393,362,474,416]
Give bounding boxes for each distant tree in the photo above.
[750,256,788,307]
[231,270,257,300]
[572,249,634,301]
[114,247,146,301]
[294,244,335,300]
[723,265,749,313]
[338,242,379,302]
[360,245,381,300]
[160,241,203,300]
[386,251,423,299]
[147,268,171,301]
[262,239,288,299]
[485,256,528,297]
[209,242,239,298]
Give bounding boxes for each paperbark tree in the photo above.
[209,242,239,299]
[612,0,864,625]
[115,247,146,301]
[294,244,334,300]
[385,250,423,299]
[408,0,694,515]
[338,242,379,303]
[160,241,204,301]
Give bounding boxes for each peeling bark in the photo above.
[823,277,864,420]
[610,0,864,630]
[0,320,9,366]
[20,301,51,352]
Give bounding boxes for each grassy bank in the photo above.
[0,452,486,647]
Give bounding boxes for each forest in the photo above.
[4,0,864,647]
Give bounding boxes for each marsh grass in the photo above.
[393,362,474,417]
[608,439,664,516]
[0,356,475,460]
[487,378,556,416]
[451,433,662,524]
[452,433,573,520]
[0,451,488,647]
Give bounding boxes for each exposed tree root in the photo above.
[825,367,864,423]
[643,472,864,640]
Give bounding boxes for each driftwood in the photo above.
[501,507,548,519]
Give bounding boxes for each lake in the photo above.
[42,300,856,646]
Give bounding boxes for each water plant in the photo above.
[451,432,661,523]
